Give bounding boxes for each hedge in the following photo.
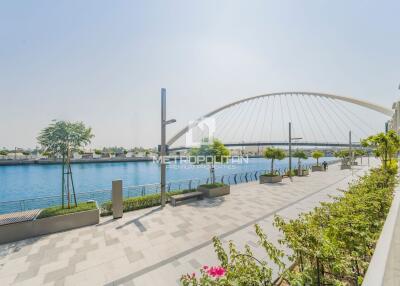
[100,189,196,216]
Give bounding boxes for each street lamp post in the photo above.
[160,88,176,208]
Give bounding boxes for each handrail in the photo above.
[363,187,400,285]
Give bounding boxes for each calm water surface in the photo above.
[0,157,335,202]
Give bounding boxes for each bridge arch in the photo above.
[167,91,393,147]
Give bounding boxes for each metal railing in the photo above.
[0,161,340,215]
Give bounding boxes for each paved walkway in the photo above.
[0,159,378,286]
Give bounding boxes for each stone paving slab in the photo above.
[0,159,378,286]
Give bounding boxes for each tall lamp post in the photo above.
[160,88,176,207]
[288,122,302,178]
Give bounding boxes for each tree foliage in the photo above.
[311,150,324,166]
[264,147,286,175]
[190,139,230,183]
[37,120,94,158]
[361,130,400,172]
[181,165,397,286]
[37,120,94,208]
[293,150,308,172]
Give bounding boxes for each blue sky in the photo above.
[0,0,399,148]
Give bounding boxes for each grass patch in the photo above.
[100,189,196,216]
[198,183,226,189]
[37,201,97,219]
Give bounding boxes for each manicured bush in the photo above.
[37,201,97,219]
[100,189,196,216]
[311,150,324,166]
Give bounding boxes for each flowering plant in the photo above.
[181,225,284,286]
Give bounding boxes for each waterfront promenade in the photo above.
[0,159,378,286]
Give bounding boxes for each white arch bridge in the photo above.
[167,92,395,151]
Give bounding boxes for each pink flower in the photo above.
[206,266,226,278]
[202,265,209,270]
[191,273,196,278]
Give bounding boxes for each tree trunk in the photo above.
[271,159,274,174]
[61,155,65,208]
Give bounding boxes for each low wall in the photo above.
[363,188,400,286]
[198,185,230,197]
[0,208,99,245]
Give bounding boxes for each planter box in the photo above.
[341,164,351,170]
[312,165,324,172]
[294,169,309,176]
[198,185,230,198]
[259,175,282,184]
[0,207,99,245]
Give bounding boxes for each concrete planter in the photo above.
[312,165,324,172]
[295,169,309,176]
[197,185,230,198]
[0,207,99,245]
[259,175,282,184]
[341,164,351,170]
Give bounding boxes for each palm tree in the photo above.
[38,120,94,208]
[264,147,286,175]
[361,130,400,171]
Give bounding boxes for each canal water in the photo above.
[0,157,336,202]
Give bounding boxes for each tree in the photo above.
[311,150,324,166]
[94,149,102,155]
[0,150,8,156]
[334,149,349,159]
[264,147,286,175]
[37,120,94,208]
[361,130,400,171]
[293,150,308,173]
[191,139,230,183]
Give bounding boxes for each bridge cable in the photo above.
[279,95,286,141]
[329,98,375,135]
[260,96,271,142]
[300,94,325,142]
[319,96,350,142]
[215,104,240,142]
[249,97,265,143]
[315,96,346,143]
[303,95,329,143]
[326,98,368,139]
[242,98,260,142]
[290,93,307,142]
[221,102,247,142]
[234,99,256,143]
[312,95,344,143]
[269,95,276,142]
[294,94,315,142]
[298,94,319,142]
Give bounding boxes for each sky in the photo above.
[0,0,399,149]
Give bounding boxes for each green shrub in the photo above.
[100,189,196,216]
[198,183,226,189]
[181,168,397,286]
[37,201,97,219]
